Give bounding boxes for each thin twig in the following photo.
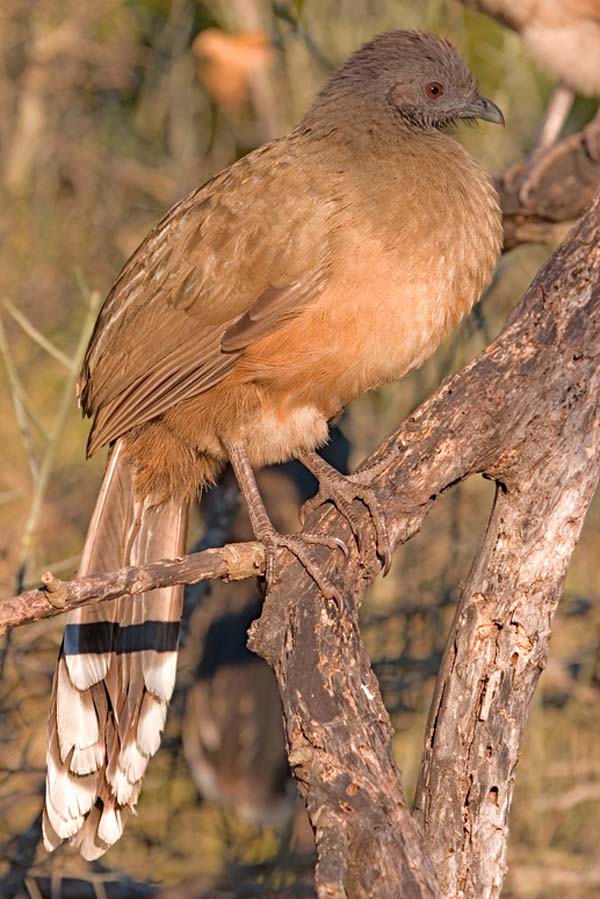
[17,289,101,584]
[1,297,72,369]
[0,316,46,476]
[0,540,265,630]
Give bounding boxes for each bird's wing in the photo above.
[81,140,335,454]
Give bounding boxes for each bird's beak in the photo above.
[458,92,505,126]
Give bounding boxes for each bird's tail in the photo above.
[43,439,189,860]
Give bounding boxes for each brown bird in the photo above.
[43,30,503,859]
[461,0,600,146]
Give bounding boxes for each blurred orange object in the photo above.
[193,28,274,114]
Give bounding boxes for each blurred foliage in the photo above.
[0,1,599,897]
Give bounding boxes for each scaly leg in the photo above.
[297,450,392,576]
[226,442,347,600]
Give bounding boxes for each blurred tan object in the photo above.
[192,28,274,116]
[5,23,77,193]
[183,585,292,826]
[461,0,600,146]
[4,8,139,195]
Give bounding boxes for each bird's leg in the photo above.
[297,450,392,576]
[225,442,347,601]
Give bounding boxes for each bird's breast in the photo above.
[233,143,502,453]
[309,167,502,408]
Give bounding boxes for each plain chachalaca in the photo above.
[43,30,503,858]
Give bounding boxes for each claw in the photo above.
[333,536,350,559]
[261,531,342,602]
[300,471,392,576]
[301,488,366,554]
[347,481,391,576]
[302,532,349,559]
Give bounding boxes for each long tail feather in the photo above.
[43,439,189,859]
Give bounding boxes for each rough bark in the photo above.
[249,192,600,898]
[411,207,600,895]
[497,114,600,248]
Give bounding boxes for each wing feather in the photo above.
[80,140,334,451]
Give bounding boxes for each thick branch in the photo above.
[414,470,599,896]
[410,205,600,895]
[248,192,600,897]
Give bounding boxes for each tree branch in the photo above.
[0,542,265,631]
[247,190,600,897]
[496,114,600,248]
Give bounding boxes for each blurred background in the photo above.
[1,1,599,896]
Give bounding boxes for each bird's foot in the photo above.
[259,527,348,602]
[300,466,391,576]
[224,440,348,601]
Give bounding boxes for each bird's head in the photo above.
[304,30,504,135]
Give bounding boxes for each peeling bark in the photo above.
[250,192,600,898]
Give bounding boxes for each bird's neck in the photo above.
[296,91,408,155]
[296,93,477,172]
[296,106,494,207]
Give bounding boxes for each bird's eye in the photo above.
[425,81,444,100]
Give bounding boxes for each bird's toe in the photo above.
[301,473,392,575]
[260,530,343,603]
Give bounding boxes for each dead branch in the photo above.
[496,114,600,248]
[246,190,600,898]
[0,542,265,631]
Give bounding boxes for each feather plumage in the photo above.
[45,28,504,860]
[44,439,188,857]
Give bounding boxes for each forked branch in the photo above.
[248,190,600,899]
